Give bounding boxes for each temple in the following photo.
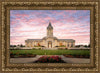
[25,22,75,49]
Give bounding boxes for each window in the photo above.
[71,43,73,47]
[67,43,69,47]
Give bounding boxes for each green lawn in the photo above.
[10,49,90,56]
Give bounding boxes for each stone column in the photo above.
[69,43,71,48]
[73,42,75,47]
[25,42,27,47]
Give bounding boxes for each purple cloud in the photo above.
[10,10,90,45]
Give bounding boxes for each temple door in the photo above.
[48,41,52,48]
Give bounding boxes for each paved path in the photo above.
[10,55,42,63]
[60,55,90,63]
[10,55,90,64]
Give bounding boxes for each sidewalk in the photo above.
[10,55,90,64]
[60,55,90,63]
[10,55,42,63]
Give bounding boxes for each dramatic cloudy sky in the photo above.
[10,10,90,45]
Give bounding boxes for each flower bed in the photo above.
[10,52,36,58]
[63,54,90,58]
[34,56,66,63]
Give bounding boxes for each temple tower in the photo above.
[47,22,53,37]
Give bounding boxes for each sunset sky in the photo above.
[10,10,90,45]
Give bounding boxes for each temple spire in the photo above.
[49,22,51,26]
[47,22,53,37]
[47,22,53,29]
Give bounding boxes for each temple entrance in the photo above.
[48,41,52,48]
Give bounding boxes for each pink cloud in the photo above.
[10,10,90,45]
[15,14,29,17]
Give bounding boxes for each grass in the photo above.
[10,49,90,56]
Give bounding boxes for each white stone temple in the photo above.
[25,22,75,49]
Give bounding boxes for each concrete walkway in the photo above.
[10,55,42,63]
[60,55,90,63]
[10,55,90,64]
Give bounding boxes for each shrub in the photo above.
[36,56,63,63]
[59,45,66,47]
[65,48,68,50]
[55,46,58,47]
[16,48,20,49]
[58,48,62,50]
[34,45,41,47]
[32,48,36,49]
[38,48,41,50]
[41,46,45,47]
[58,48,64,50]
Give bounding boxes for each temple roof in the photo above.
[58,39,75,42]
[25,38,75,43]
[25,39,42,42]
[42,36,58,40]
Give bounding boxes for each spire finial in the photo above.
[49,21,51,25]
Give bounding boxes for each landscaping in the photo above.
[63,54,90,58]
[10,51,36,58]
[34,55,65,63]
[10,49,90,58]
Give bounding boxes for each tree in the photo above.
[75,45,81,47]
[10,45,13,47]
[84,45,88,47]
[20,44,22,47]
[88,43,90,47]
[10,45,16,47]
[20,44,25,47]
[14,45,16,47]
[17,44,20,46]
